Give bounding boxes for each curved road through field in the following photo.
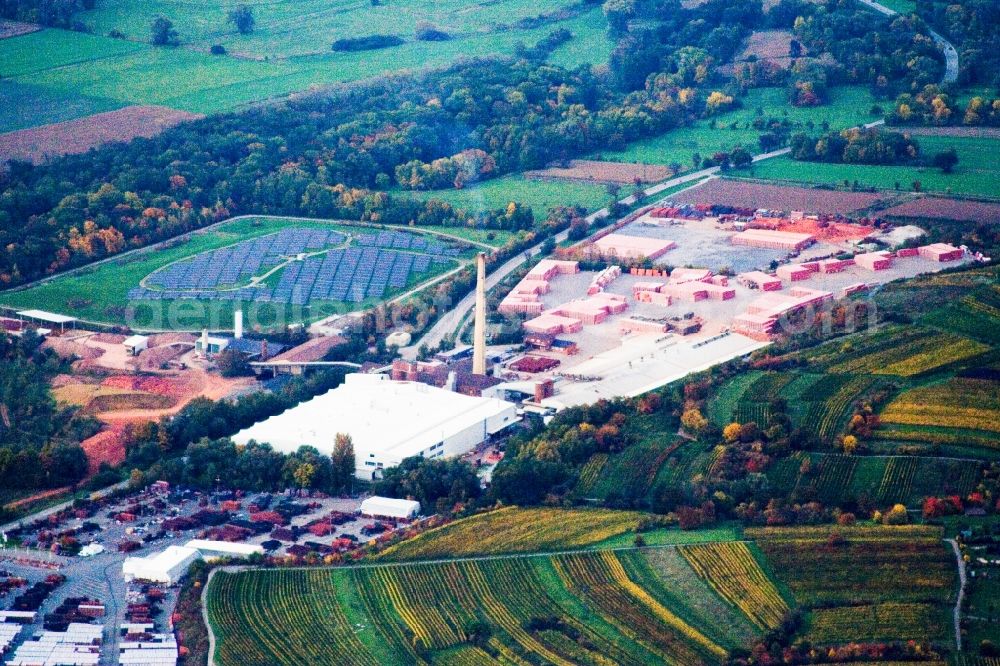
[946,538,966,651]
[857,0,959,84]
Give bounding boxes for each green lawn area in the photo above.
[546,7,617,69]
[750,135,1000,198]
[0,80,125,133]
[76,0,581,58]
[595,524,742,548]
[407,173,615,217]
[0,3,617,126]
[0,217,465,329]
[592,86,883,169]
[422,225,520,247]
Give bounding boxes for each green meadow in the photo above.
[591,86,883,170]
[0,2,616,129]
[749,134,1000,198]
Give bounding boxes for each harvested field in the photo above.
[881,196,1000,224]
[86,391,174,413]
[100,374,197,400]
[79,426,128,473]
[739,30,796,62]
[0,19,39,39]
[43,337,105,361]
[525,159,673,184]
[0,104,202,164]
[135,343,190,371]
[672,178,885,215]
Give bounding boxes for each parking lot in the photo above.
[0,484,397,665]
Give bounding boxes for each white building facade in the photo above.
[232,374,519,479]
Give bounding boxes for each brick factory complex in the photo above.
[490,201,975,411]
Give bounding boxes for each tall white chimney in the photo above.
[234,310,243,339]
[472,252,487,375]
[201,329,209,356]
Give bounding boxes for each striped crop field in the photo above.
[880,378,1000,434]
[377,506,645,560]
[207,549,748,666]
[806,602,944,643]
[678,542,790,630]
[747,525,955,644]
[765,453,980,508]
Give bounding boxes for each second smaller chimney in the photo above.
[234,310,243,339]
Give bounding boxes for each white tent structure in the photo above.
[185,539,263,561]
[232,374,519,479]
[360,496,421,519]
[122,545,199,585]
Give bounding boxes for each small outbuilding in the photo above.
[122,335,149,356]
[360,496,421,520]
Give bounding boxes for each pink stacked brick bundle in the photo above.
[840,282,869,297]
[776,264,812,281]
[918,243,963,262]
[818,258,854,273]
[854,251,892,271]
[734,287,833,337]
[895,247,919,258]
[710,275,730,286]
[738,271,783,291]
[527,259,580,280]
[703,283,736,300]
[632,281,665,296]
[593,234,676,260]
[587,265,622,295]
[663,281,709,302]
[731,229,815,250]
[635,290,672,305]
[552,294,628,325]
[523,313,583,335]
[500,260,580,315]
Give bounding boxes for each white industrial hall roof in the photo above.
[232,373,515,459]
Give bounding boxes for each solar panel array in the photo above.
[355,229,462,257]
[129,227,458,305]
[145,228,345,291]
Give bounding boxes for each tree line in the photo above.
[0,332,92,494]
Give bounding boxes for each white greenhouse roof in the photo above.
[360,496,421,518]
[232,374,516,460]
[16,309,77,324]
[185,539,263,557]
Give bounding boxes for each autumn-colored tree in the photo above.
[723,422,742,443]
[681,408,708,434]
[331,432,355,491]
[882,503,909,525]
[293,462,315,489]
